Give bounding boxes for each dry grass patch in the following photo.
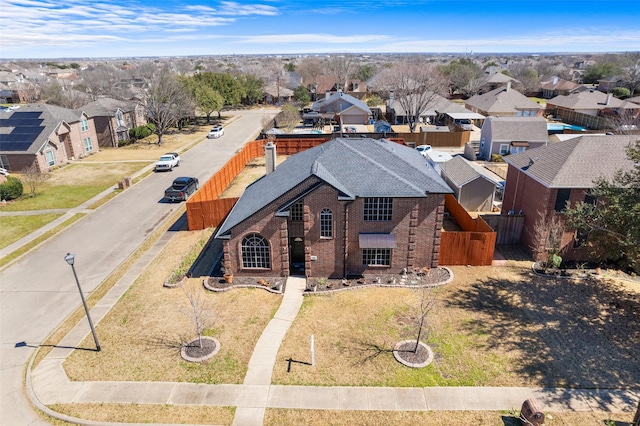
[273,265,640,389]
[63,227,281,384]
[264,409,634,426]
[50,403,234,425]
[219,155,289,198]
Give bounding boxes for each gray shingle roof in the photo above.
[503,134,636,188]
[0,104,80,154]
[484,116,548,142]
[465,86,543,114]
[215,138,453,238]
[312,91,370,114]
[80,98,137,117]
[547,90,635,110]
[440,156,504,187]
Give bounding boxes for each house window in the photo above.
[80,118,89,132]
[290,201,303,221]
[584,191,597,205]
[44,149,55,166]
[0,155,9,171]
[116,111,125,127]
[362,248,391,266]
[364,197,392,221]
[320,209,333,238]
[554,188,571,212]
[241,233,271,269]
[499,144,509,155]
[84,137,93,151]
[573,228,589,248]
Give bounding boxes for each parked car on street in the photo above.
[164,176,199,202]
[207,125,224,139]
[154,152,180,172]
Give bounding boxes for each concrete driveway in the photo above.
[0,108,279,424]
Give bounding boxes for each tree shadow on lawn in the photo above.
[446,270,640,397]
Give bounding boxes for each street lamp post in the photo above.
[64,253,101,351]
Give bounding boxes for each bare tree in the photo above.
[407,285,438,353]
[325,54,358,92]
[79,64,124,100]
[373,57,449,132]
[180,281,216,349]
[297,56,324,91]
[15,81,40,103]
[20,164,50,198]
[509,62,540,94]
[530,209,565,266]
[143,68,194,144]
[41,80,90,109]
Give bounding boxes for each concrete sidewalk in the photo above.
[29,267,639,425]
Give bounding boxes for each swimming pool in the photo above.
[547,123,586,132]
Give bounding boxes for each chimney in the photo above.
[552,76,559,85]
[325,90,330,100]
[265,138,277,175]
[606,92,612,105]
[389,89,394,106]
[506,81,511,92]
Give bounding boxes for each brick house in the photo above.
[500,134,635,261]
[80,98,147,148]
[311,90,371,125]
[214,137,453,278]
[0,104,99,172]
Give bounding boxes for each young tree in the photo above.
[374,57,449,132]
[20,164,50,198]
[530,209,565,267]
[180,281,215,349]
[293,85,310,105]
[275,103,301,133]
[143,68,194,144]
[563,139,640,273]
[408,285,437,353]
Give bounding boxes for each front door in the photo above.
[289,237,305,274]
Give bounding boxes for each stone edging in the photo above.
[202,278,284,294]
[393,340,434,368]
[530,262,601,280]
[303,267,454,296]
[180,336,221,363]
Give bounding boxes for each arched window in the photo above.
[241,233,271,269]
[320,209,332,238]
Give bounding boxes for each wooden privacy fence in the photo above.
[481,214,524,245]
[186,137,331,230]
[439,194,497,266]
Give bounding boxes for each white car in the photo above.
[415,145,432,157]
[207,125,224,139]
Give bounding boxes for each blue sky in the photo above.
[1,0,639,59]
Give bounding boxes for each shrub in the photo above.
[490,153,504,162]
[0,176,24,200]
[611,87,631,99]
[129,124,155,141]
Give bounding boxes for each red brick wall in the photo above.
[502,164,593,261]
[223,176,446,278]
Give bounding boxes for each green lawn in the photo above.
[0,214,64,250]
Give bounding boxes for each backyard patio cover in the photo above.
[445,112,486,120]
[359,233,397,248]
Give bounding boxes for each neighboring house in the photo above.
[478,116,548,160]
[80,97,146,148]
[546,89,639,130]
[214,137,453,278]
[311,90,371,125]
[539,76,585,99]
[477,72,519,94]
[597,75,626,93]
[465,82,544,117]
[440,156,504,212]
[500,134,635,261]
[262,84,294,105]
[0,104,98,172]
[386,91,483,126]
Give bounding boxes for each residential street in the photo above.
[0,109,278,424]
